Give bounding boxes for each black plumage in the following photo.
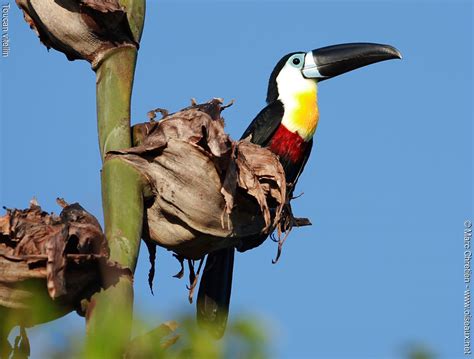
[196,42,401,339]
[240,100,285,144]
[197,82,313,339]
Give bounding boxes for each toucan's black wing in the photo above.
[283,139,313,185]
[285,139,313,194]
[240,100,284,145]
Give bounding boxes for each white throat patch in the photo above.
[276,63,319,141]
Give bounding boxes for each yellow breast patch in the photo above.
[283,87,319,141]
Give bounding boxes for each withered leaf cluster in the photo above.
[0,99,310,337]
[15,0,137,67]
[0,199,129,328]
[109,99,291,260]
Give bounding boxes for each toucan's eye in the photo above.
[289,55,303,68]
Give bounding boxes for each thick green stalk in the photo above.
[86,159,144,357]
[96,47,137,160]
[85,1,146,354]
[85,47,143,356]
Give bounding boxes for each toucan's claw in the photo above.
[172,254,185,279]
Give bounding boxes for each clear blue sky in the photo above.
[1,1,472,358]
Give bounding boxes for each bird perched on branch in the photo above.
[197,43,402,338]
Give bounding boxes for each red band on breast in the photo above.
[269,125,308,163]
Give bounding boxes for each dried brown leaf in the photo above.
[0,200,130,327]
[15,0,136,65]
[46,225,69,298]
[0,212,10,235]
[79,0,123,13]
[111,99,290,260]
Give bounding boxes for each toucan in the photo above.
[197,43,402,338]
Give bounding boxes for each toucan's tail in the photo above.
[196,247,235,339]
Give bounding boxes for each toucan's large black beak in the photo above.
[302,43,402,80]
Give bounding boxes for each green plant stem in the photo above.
[101,158,144,271]
[123,0,146,45]
[85,44,144,356]
[85,159,144,357]
[85,1,145,354]
[96,47,137,160]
